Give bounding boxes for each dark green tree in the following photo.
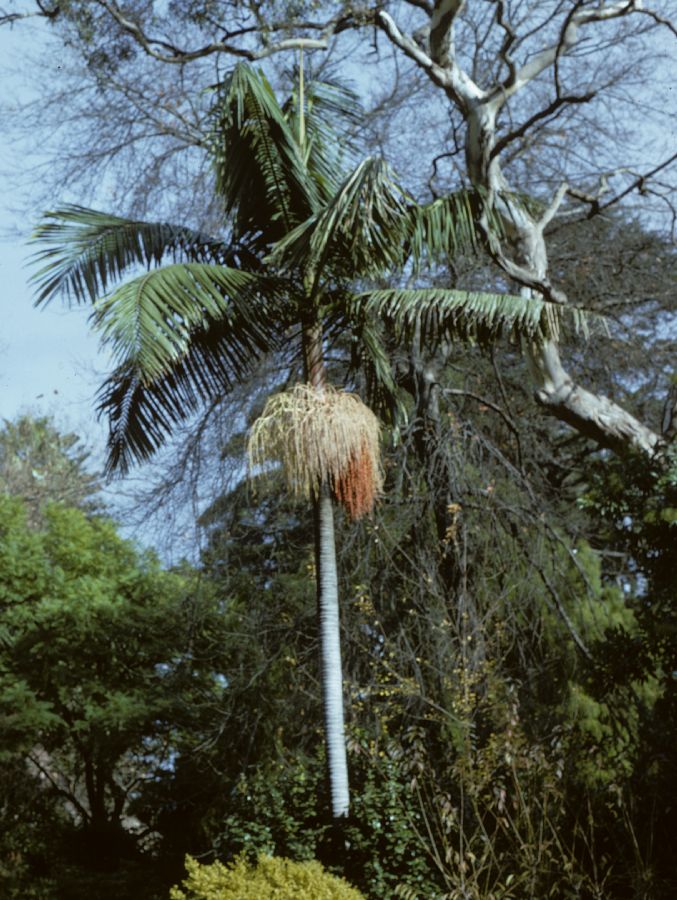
[0,494,230,897]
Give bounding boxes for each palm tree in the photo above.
[31,62,558,819]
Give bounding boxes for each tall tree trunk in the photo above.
[303,316,350,819]
[314,482,350,818]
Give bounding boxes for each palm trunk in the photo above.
[314,482,350,818]
[303,316,350,819]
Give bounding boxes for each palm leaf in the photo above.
[93,266,289,474]
[30,206,236,308]
[283,76,362,201]
[92,263,285,384]
[359,287,575,345]
[272,157,408,283]
[406,191,485,270]
[97,332,269,476]
[210,64,319,245]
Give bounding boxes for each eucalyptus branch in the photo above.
[490,89,596,159]
[539,182,569,230]
[428,150,457,197]
[566,173,616,215]
[106,76,203,147]
[375,11,439,72]
[480,225,569,304]
[429,0,466,67]
[0,1,58,23]
[562,153,677,221]
[35,0,59,15]
[93,0,343,64]
[492,0,518,86]
[490,0,643,107]
[596,151,677,215]
[376,9,484,108]
[404,0,435,14]
[637,7,677,37]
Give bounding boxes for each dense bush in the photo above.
[214,732,442,898]
[169,854,365,900]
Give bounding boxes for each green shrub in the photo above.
[169,854,366,900]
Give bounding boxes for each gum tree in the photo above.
[372,0,675,453]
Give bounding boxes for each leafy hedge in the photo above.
[170,854,365,899]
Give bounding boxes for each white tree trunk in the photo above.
[377,2,663,456]
[315,482,350,819]
[303,317,350,819]
[465,102,662,456]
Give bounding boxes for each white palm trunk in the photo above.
[315,481,350,818]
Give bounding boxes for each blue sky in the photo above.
[0,21,110,459]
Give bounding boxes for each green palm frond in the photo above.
[94,266,288,474]
[210,64,319,244]
[294,76,363,134]
[360,287,574,345]
[30,206,233,307]
[283,76,362,199]
[407,191,479,265]
[92,263,285,384]
[272,157,408,283]
[405,189,506,271]
[97,328,270,476]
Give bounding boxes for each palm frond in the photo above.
[300,77,363,134]
[283,76,362,200]
[407,191,481,267]
[30,206,233,307]
[272,157,408,283]
[95,266,288,475]
[359,287,575,345]
[210,64,319,244]
[92,263,285,384]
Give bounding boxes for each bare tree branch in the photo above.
[490,0,643,107]
[491,88,597,159]
[596,150,677,214]
[0,8,45,23]
[637,6,677,38]
[539,182,569,230]
[92,0,350,64]
[376,9,485,108]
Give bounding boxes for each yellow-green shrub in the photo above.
[169,854,366,900]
